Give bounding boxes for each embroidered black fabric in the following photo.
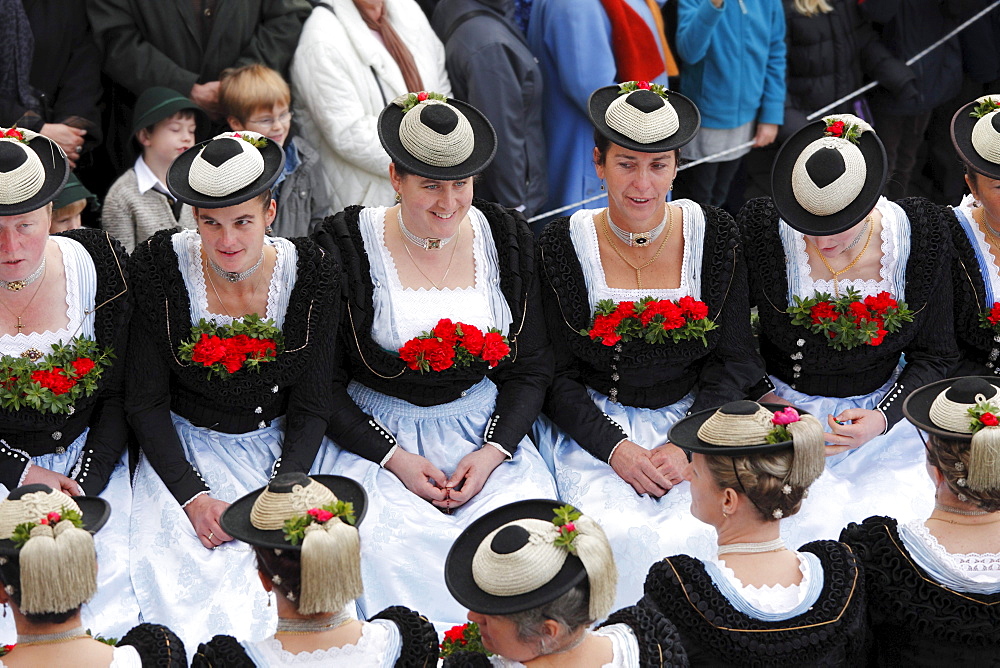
[538,205,768,461]
[442,651,492,667]
[840,516,1000,665]
[599,604,690,667]
[312,200,553,462]
[947,210,1000,377]
[192,634,255,668]
[126,229,339,504]
[0,229,130,493]
[641,540,869,666]
[369,605,440,667]
[118,622,187,667]
[739,196,957,428]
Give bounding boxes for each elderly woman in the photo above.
[291,0,451,210]
[946,94,1000,377]
[534,82,770,609]
[311,94,556,626]
[193,473,438,666]
[126,131,339,648]
[642,401,868,663]
[442,499,688,667]
[840,376,1000,664]
[0,484,184,667]
[739,114,957,533]
[0,127,135,642]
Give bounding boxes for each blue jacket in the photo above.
[676,0,786,129]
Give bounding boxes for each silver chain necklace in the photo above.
[842,219,871,252]
[717,537,786,555]
[17,625,89,646]
[274,609,354,634]
[209,250,265,283]
[607,206,669,248]
[397,209,457,251]
[1,256,46,291]
[934,501,989,516]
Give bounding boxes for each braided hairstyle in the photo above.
[704,449,809,521]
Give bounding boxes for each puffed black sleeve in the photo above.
[191,635,254,668]
[125,240,209,506]
[599,605,690,668]
[874,198,959,428]
[370,605,440,666]
[118,623,187,667]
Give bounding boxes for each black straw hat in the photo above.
[0,128,70,216]
[167,131,284,209]
[771,115,886,236]
[378,92,496,180]
[951,95,1000,181]
[588,82,700,154]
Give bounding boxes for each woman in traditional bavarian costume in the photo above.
[126,130,339,649]
[193,473,439,666]
[533,82,770,609]
[642,401,868,665]
[0,127,136,641]
[441,499,689,668]
[739,114,958,534]
[946,95,1000,377]
[841,376,1000,665]
[0,484,185,667]
[311,93,557,627]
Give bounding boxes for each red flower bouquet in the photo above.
[787,288,913,350]
[398,319,510,373]
[439,622,491,658]
[581,296,716,347]
[178,314,282,379]
[979,302,1000,333]
[281,500,356,546]
[0,336,113,414]
[822,116,863,145]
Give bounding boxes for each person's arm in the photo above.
[233,0,313,75]
[757,0,786,128]
[86,0,201,95]
[675,0,726,65]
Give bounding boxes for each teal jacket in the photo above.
[676,0,786,129]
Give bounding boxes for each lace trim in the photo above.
[488,627,634,668]
[958,194,1000,306]
[785,196,898,299]
[178,229,289,326]
[253,621,393,663]
[908,519,1000,579]
[710,552,812,614]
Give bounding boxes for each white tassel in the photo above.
[298,520,363,615]
[788,414,826,488]
[52,520,97,608]
[18,524,61,614]
[968,427,1000,492]
[572,516,617,621]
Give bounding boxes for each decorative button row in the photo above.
[0,441,29,465]
[485,415,500,440]
[603,413,627,438]
[368,419,396,444]
[880,383,905,411]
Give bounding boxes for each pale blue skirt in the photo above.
[312,378,557,631]
[0,430,138,644]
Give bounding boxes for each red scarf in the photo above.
[599,0,666,83]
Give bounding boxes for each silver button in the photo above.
[791,352,802,360]
[67,406,75,415]
[460,391,467,397]
[55,446,66,454]
[792,364,801,372]
[796,339,805,347]
[51,431,62,441]
[254,406,263,414]
[258,421,267,429]
[272,385,279,393]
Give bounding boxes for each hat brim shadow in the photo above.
[588,86,701,154]
[167,137,284,209]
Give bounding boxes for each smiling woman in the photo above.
[125,131,341,650]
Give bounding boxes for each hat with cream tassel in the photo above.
[220,473,367,615]
[446,499,618,621]
[903,376,1000,492]
[0,484,109,614]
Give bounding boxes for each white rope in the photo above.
[528,2,1000,223]
[399,100,475,168]
[605,94,679,144]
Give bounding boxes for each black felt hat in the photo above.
[220,473,367,551]
[0,128,70,216]
[903,376,1000,441]
[167,131,284,209]
[378,93,496,180]
[771,116,886,236]
[588,83,700,153]
[445,499,590,616]
[951,96,1000,181]
[0,484,109,557]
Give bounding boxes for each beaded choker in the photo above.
[209,250,265,283]
[607,207,668,247]
[933,501,989,517]
[397,209,458,251]
[1,256,45,291]
[717,538,786,555]
[274,610,354,635]
[17,625,89,646]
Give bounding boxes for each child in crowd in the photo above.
[50,174,98,233]
[220,64,331,237]
[101,87,200,251]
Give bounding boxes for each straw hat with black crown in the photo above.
[588,81,700,154]
[0,128,69,217]
[951,94,1000,181]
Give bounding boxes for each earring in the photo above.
[722,511,729,520]
[265,225,273,235]
[600,181,605,191]
[394,192,401,203]
[267,594,272,608]
[669,184,674,191]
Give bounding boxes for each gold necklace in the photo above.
[807,215,874,297]
[600,207,674,289]
[974,205,1000,248]
[205,253,265,319]
[927,515,1000,526]
[399,218,462,289]
[0,262,47,334]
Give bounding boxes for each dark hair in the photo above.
[506,583,591,653]
[254,546,303,607]
[927,434,1000,513]
[0,560,79,624]
[592,129,680,166]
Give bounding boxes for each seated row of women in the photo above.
[2,385,996,666]
[1,83,999,650]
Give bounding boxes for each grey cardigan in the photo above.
[101,169,196,252]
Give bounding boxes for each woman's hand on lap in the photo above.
[22,465,83,496]
[441,446,508,509]
[385,449,449,503]
[649,442,687,485]
[824,409,886,455]
[183,494,233,549]
[610,441,673,497]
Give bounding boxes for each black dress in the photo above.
[191,606,440,667]
[947,205,1000,376]
[641,541,868,667]
[841,516,1000,666]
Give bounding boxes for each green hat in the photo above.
[52,174,97,211]
[132,87,201,135]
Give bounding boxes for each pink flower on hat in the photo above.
[772,407,801,426]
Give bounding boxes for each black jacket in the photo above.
[538,206,768,462]
[312,200,553,463]
[740,196,958,430]
[948,207,1000,376]
[125,230,339,505]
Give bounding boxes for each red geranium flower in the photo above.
[2,127,24,141]
[810,301,838,323]
[459,324,485,357]
[423,338,456,372]
[30,369,77,395]
[869,328,889,346]
[71,357,95,378]
[191,333,228,367]
[443,625,467,643]
[307,508,335,523]
[678,295,709,320]
[988,303,1000,326]
[417,91,429,102]
[481,332,510,367]
[826,121,846,137]
[47,512,61,523]
[636,81,650,90]
[658,301,686,330]
[433,319,459,346]
[981,412,999,427]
